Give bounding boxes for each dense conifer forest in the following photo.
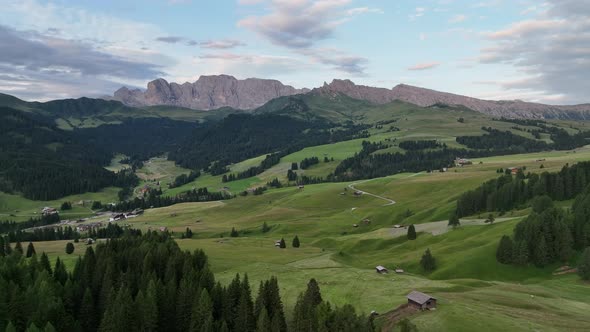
[0,233,373,332]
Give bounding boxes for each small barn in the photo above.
[395,269,404,274]
[376,265,388,274]
[406,291,436,310]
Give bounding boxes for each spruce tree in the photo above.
[534,236,549,267]
[0,236,5,257]
[279,238,286,249]
[79,288,96,332]
[578,247,590,280]
[304,279,322,307]
[407,225,417,240]
[230,227,239,237]
[262,222,270,233]
[496,235,513,264]
[420,248,436,272]
[4,238,12,255]
[14,241,23,255]
[256,308,271,332]
[40,253,52,275]
[190,289,213,331]
[139,280,159,332]
[513,241,529,265]
[448,213,460,228]
[54,258,68,285]
[26,242,36,258]
[4,322,16,332]
[292,235,300,248]
[44,322,57,332]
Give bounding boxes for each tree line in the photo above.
[113,187,232,211]
[453,161,590,218]
[169,171,201,189]
[398,140,446,151]
[0,233,373,331]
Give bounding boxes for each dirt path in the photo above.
[390,217,520,237]
[348,180,396,206]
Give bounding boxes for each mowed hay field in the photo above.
[44,146,585,331]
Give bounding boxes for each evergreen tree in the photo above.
[304,279,322,307]
[534,236,549,267]
[4,238,13,255]
[448,213,460,228]
[496,235,513,264]
[79,288,96,332]
[5,322,16,332]
[292,235,300,248]
[291,162,298,170]
[398,318,418,332]
[26,242,36,258]
[14,241,23,255]
[256,308,271,332]
[53,258,68,285]
[138,280,159,332]
[513,240,529,266]
[190,289,214,332]
[420,248,436,272]
[578,247,590,280]
[40,252,52,275]
[27,323,43,332]
[279,238,286,249]
[407,224,417,240]
[485,213,495,224]
[230,227,239,237]
[0,236,5,257]
[262,222,270,233]
[65,242,75,255]
[44,322,57,332]
[532,195,553,214]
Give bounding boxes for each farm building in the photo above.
[41,207,58,216]
[406,291,437,310]
[507,167,520,175]
[353,191,363,197]
[376,265,388,274]
[395,269,404,274]
[455,158,472,166]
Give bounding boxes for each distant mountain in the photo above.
[111,75,309,110]
[313,79,590,120]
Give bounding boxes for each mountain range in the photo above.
[110,75,590,120]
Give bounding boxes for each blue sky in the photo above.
[0,0,588,104]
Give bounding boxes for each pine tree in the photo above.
[292,235,300,248]
[230,227,239,237]
[398,318,418,332]
[53,258,68,285]
[190,289,213,331]
[279,238,286,249]
[26,242,36,258]
[40,252,52,275]
[407,224,417,240]
[448,213,460,228]
[139,280,159,332]
[0,236,5,257]
[578,247,590,280]
[14,241,23,255]
[4,238,12,255]
[5,322,16,332]
[256,308,271,332]
[513,240,529,265]
[534,236,549,267]
[496,235,513,264]
[65,242,75,255]
[79,288,96,332]
[44,322,57,332]
[485,213,495,224]
[262,222,270,233]
[291,162,298,170]
[27,323,43,332]
[304,279,322,307]
[420,248,436,272]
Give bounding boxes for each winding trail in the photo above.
[348,180,396,206]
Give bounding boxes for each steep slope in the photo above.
[111,75,309,110]
[313,79,590,120]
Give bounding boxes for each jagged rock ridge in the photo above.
[112,75,309,110]
[313,79,590,120]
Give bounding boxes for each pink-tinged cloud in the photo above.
[407,62,440,71]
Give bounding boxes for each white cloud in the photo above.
[407,62,440,71]
[449,14,466,23]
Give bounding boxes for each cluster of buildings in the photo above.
[108,208,144,222]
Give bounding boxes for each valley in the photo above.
[2,81,590,331]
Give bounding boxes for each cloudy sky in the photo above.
[0,0,588,104]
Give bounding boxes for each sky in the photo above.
[0,0,588,104]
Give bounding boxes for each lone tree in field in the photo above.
[65,242,75,255]
[485,213,495,224]
[420,248,436,272]
[292,235,300,248]
[26,242,36,258]
[279,238,286,249]
[578,247,590,280]
[262,222,270,233]
[407,224,417,240]
[61,201,72,210]
[230,227,239,237]
[448,213,460,228]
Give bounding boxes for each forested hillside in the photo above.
[0,233,373,332]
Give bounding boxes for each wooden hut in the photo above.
[406,291,437,310]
